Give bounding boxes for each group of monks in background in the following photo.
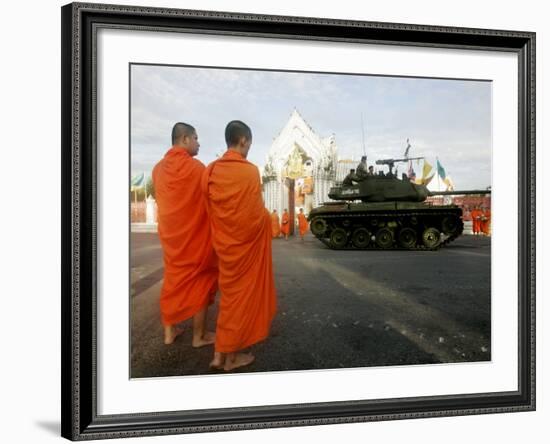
[270,208,309,241]
[152,121,277,372]
[464,206,492,235]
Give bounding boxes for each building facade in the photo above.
[261,109,353,218]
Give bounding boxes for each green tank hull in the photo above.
[308,200,463,251]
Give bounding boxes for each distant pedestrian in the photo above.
[271,209,281,238]
[297,208,308,241]
[471,205,482,235]
[281,209,290,240]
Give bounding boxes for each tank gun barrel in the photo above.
[375,156,424,175]
[429,189,491,196]
[375,156,424,165]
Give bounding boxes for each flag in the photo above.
[416,173,434,186]
[407,160,416,180]
[436,158,447,181]
[422,159,433,180]
[422,173,435,186]
[131,172,145,191]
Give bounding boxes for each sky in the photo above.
[131,64,492,190]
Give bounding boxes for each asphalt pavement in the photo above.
[130,231,491,378]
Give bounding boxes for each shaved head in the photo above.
[225,120,252,147]
[171,122,196,145]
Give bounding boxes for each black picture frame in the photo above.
[61,2,536,440]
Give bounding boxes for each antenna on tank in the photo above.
[361,113,366,157]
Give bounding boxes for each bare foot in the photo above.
[209,352,225,370]
[164,325,184,345]
[224,353,255,371]
[192,331,216,348]
[203,331,216,343]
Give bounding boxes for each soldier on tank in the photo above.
[356,155,368,180]
[342,169,356,186]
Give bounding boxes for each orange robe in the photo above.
[202,150,277,353]
[298,213,308,236]
[481,209,491,235]
[281,211,290,235]
[471,209,482,234]
[271,213,281,238]
[152,147,218,326]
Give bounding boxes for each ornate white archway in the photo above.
[261,109,345,217]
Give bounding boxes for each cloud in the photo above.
[131,65,491,189]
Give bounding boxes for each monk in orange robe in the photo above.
[481,207,491,236]
[471,206,482,235]
[271,209,281,238]
[297,208,308,241]
[202,120,277,371]
[152,122,218,347]
[281,209,290,240]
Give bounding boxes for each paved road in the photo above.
[130,232,491,378]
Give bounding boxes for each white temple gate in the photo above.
[261,109,352,220]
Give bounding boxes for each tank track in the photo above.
[310,209,463,251]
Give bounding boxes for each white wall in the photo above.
[0,0,546,443]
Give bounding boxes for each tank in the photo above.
[308,158,490,250]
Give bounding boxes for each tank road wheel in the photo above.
[398,227,417,249]
[375,228,394,249]
[330,228,348,248]
[441,215,462,236]
[422,227,441,249]
[352,228,371,249]
[310,218,328,236]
